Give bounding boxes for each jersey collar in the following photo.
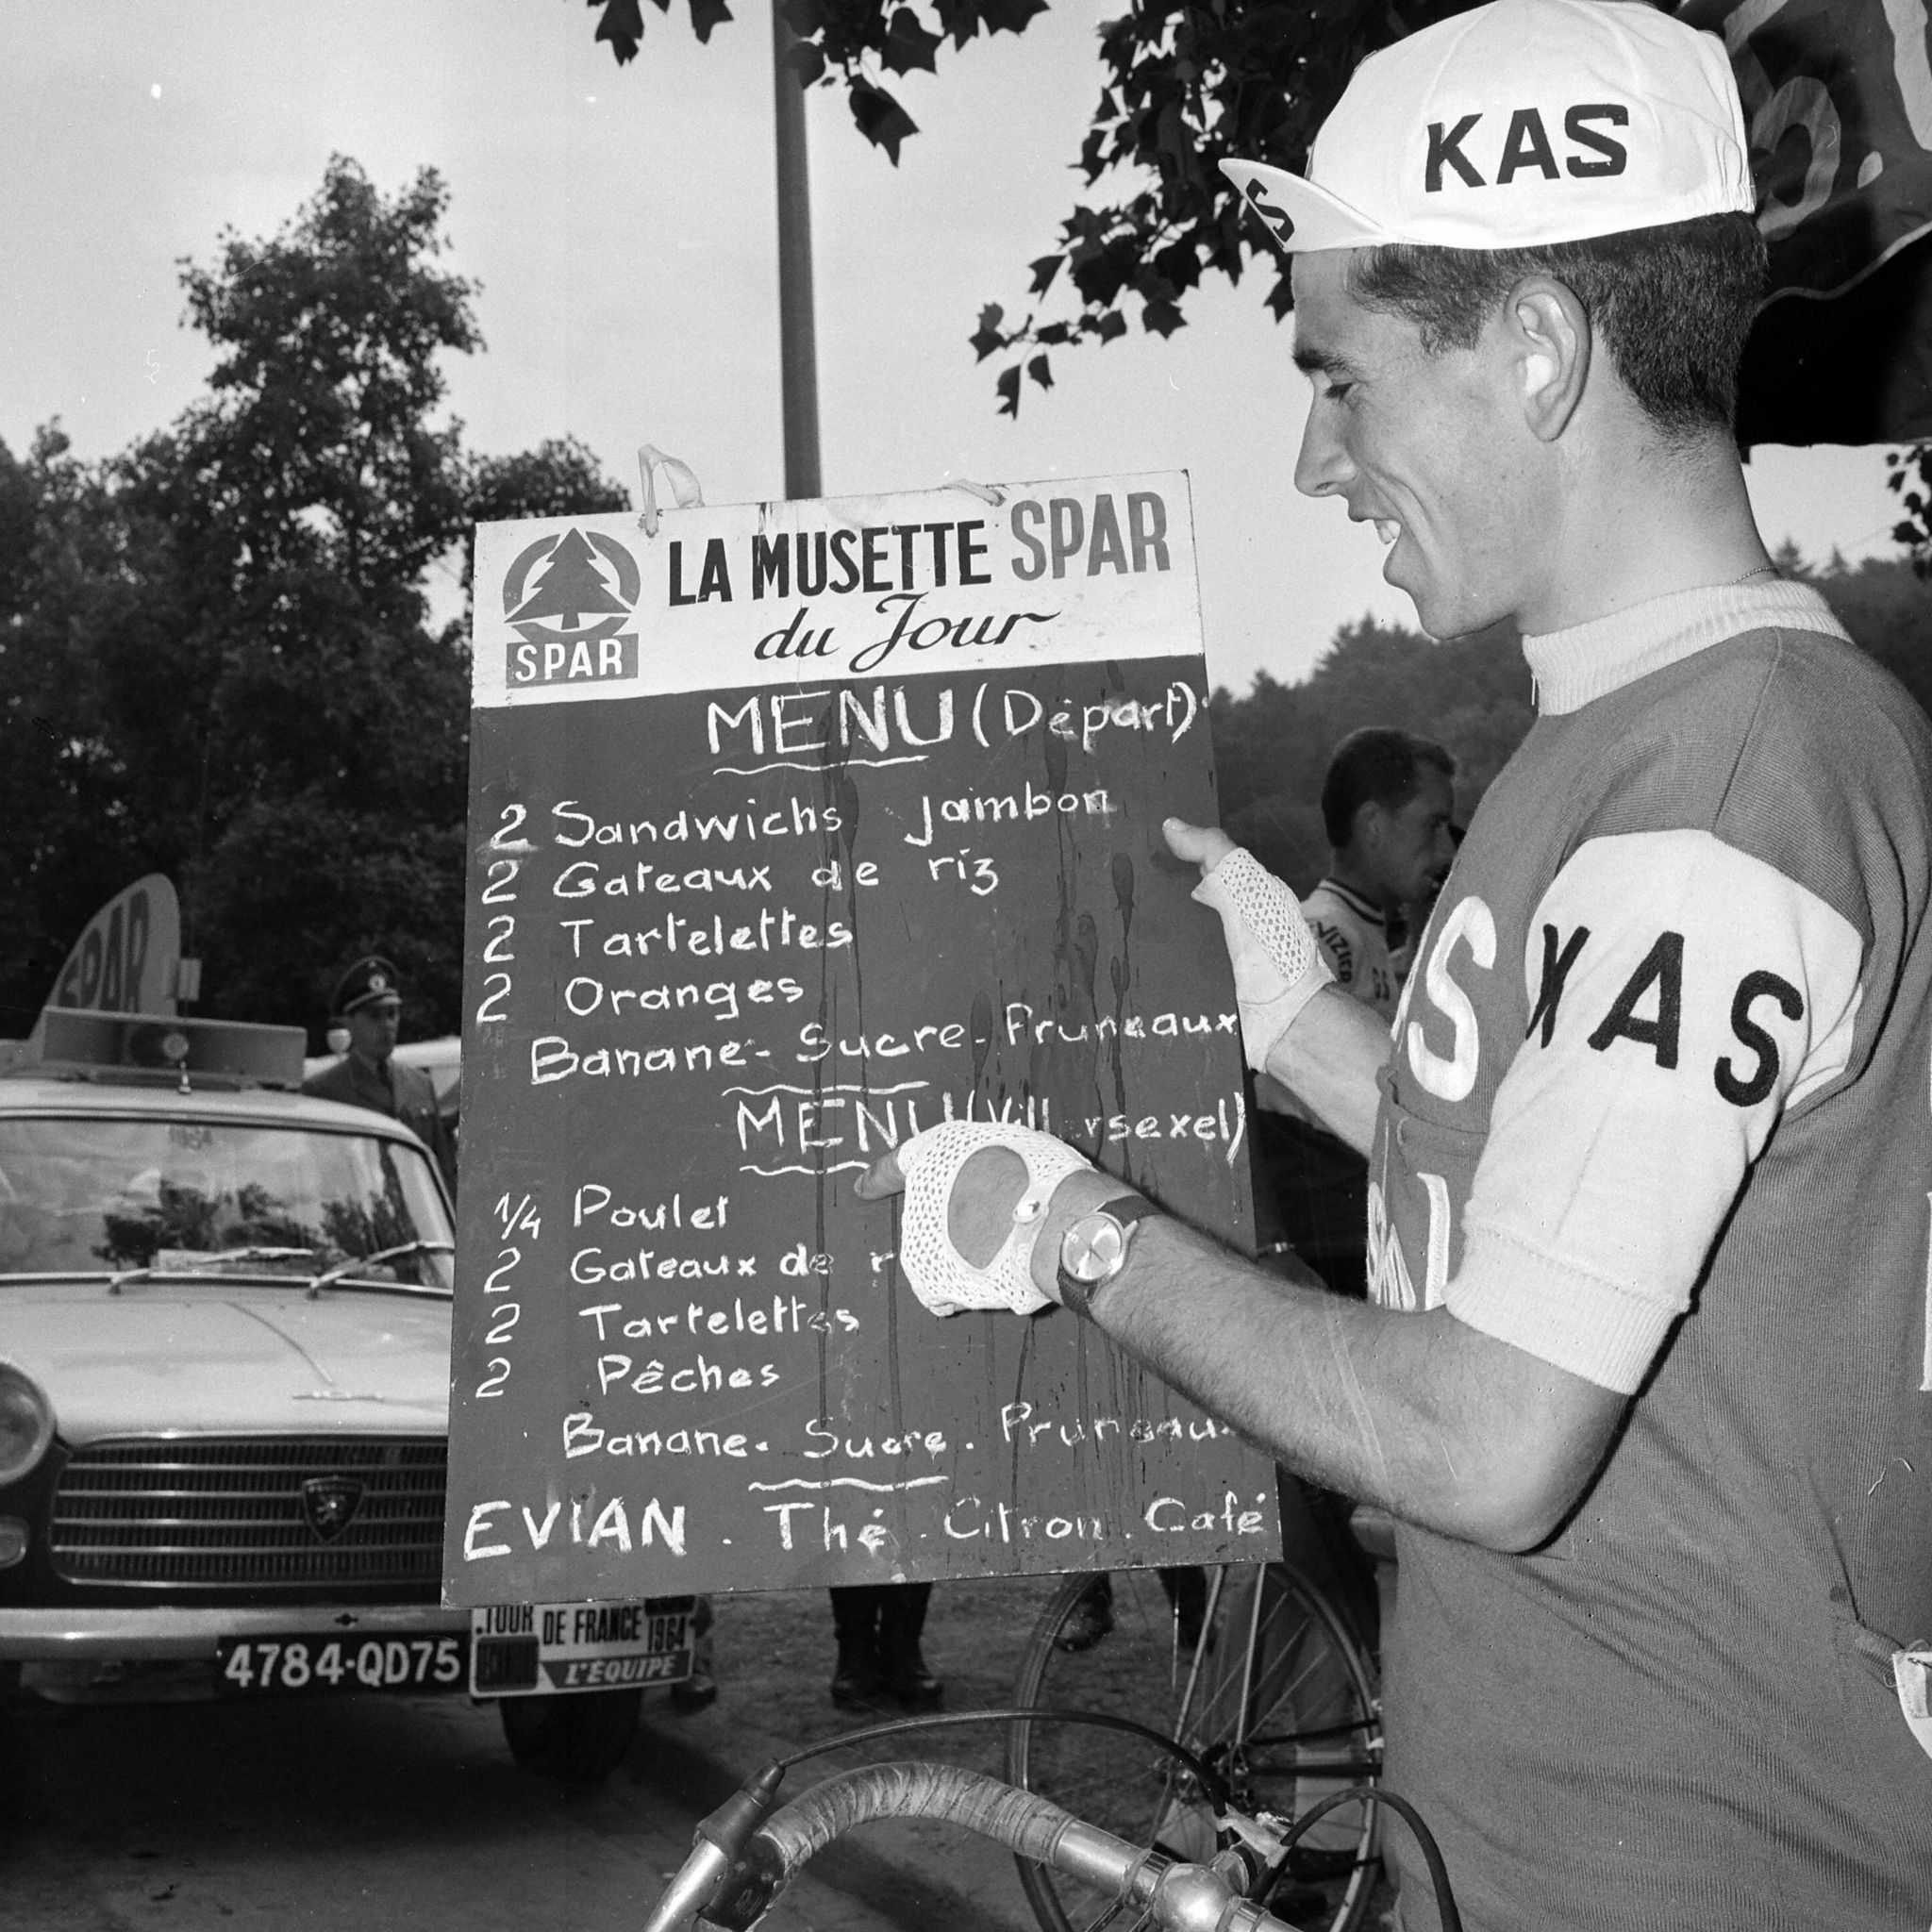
[1522,580,1848,716]
[1316,875,1387,925]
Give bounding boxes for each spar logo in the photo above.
[501,527,641,688]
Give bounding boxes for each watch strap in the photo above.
[1056,1194,1161,1318]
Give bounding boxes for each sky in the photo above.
[0,0,1910,693]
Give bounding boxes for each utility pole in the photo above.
[771,1,823,500]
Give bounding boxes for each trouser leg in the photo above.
[874,1582,941,1711]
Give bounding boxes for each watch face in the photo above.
[1061,1213,1128,1285]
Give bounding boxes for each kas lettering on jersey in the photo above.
[1367,828,1863,1354]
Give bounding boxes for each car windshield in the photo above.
[0,1117,454,1290]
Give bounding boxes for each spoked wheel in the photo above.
[1006,1564,1381,1932]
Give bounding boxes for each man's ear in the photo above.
[1508,275,1590,442]
[1353,799,1387,856]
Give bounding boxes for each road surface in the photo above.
[0,1686,910,1932]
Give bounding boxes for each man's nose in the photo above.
[1293,402,1353,501]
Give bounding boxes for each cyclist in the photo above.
[859,2,1932,1924]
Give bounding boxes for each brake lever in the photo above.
[641,1760,787,1932]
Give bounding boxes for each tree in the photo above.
[1208,614,1531,890]
[0,160,629,1043]
[1203,555,1932,896]
[585,0,1467,413]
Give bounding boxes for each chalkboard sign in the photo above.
[444,474,1280,1604]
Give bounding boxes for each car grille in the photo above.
[48,1438,446,1591]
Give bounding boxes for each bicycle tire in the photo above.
[1006,1564,1381,1932]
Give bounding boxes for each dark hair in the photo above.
[1346,212,1766,439]
[1322,727,1456,850]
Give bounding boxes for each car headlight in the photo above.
[0,1363,54,1486]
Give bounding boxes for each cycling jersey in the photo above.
[1372,580,1932,1929]
[1303,876,1401,1023]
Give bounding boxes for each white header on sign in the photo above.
[469,472,1202,708]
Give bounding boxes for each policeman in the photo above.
[302,957,458,1196]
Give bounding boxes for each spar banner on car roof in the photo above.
[442,474,1279,1604]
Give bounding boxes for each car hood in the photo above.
[0,1283,451,1442]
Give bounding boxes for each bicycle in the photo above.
[1006,1563,1384,1932]
[640,1686,1454,1932]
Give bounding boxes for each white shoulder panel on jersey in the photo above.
[1448,827,1865,1392]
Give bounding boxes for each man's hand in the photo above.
[1162,819,1333,1074]
[854,1125,1120,1314]
[855,1143,1029,1274]
[1162,817,1237,876]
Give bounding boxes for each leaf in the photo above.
[689,0,733,41]
[847,77,919,164]
[1035,322,1072,346]
[1028,253,1063,296]
[1028,354,1054,391]
[969,302,1007,360]
[1092,309,1128,343]
[932,0,989,48]
[1141,298,1185,337]
[1069,235,1138,309]
[995,365,1023,418]
[785,39,827,84]
[591,0,646,62]
[882,6,941,73]
[978,0,1048,32]
[779,0,825,33]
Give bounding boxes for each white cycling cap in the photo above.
[1221,0,1754,254]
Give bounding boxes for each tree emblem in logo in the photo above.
[501,527,641,648]
[301,1474,365,1543]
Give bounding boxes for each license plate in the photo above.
[470,1597,694,1698]
[217,1633,468,1695]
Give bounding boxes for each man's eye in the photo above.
[1323,380,1356,406]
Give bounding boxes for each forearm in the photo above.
[1261,984,1394,1156]
[1057,1182,1620,1550]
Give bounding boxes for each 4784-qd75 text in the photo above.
[218,1636,465,1694]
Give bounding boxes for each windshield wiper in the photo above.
[108,1245,318,1295]
[304,1239,456,1299]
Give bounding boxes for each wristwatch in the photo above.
[1056,1195,1162,1317]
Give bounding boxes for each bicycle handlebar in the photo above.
[645,1759,1300,1932]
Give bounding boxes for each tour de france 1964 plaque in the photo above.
[443,473,1282,1606]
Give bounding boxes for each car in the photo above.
[0,1008,690,1782]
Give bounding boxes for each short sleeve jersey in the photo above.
[1369,583,1932,1929]
[1302,876,1401,1023]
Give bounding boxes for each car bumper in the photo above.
[0,1601,468,1661]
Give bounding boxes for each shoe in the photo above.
[1055,1577,1115,1654]
[669,1671,717,1714]
[830,1637,889,1711]
[878,1635,943,1712]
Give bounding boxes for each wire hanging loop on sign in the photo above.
[637,446,706,538]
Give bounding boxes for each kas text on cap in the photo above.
[1221,0,1755,256]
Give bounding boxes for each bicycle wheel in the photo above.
[1006,1564,1381,1932]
